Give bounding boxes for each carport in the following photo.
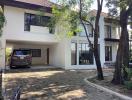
[5,40,58,69]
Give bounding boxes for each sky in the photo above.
[50,0,108,13]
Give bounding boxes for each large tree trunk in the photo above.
[122,24,129,81]
[112,10,129,84]
[94,0,104,80]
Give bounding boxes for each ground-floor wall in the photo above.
[49,39,67,69]
[64,37,106,69]
[6,42,49,66]
[0,38,119,70]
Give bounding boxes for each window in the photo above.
[79,24,93,37]
[31,49,41,57]
[24,13,51,31]
[105,46,112,61]
[71,42,77,65]
[79,43,93,65]
[105,25,111,38]
[87,24,93,37]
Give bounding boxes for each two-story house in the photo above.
[0,0,121,70]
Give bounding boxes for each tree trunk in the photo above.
[112,10,129,84]
[79,0,104,80]
[94,2,104,80]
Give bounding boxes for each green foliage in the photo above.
[126,68,132,80]
[106,0,132,17]
[6,48,12,64]
[0,6,5,37]
[57,0,93,13]
[48,0,93,39]
[49,5,80,39]
[124,81,132,90]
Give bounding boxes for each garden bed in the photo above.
[88,75,132,98]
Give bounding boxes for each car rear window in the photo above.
[14,50,31,55]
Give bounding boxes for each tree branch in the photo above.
[79,0,93,50]
[82,19,95,33]
[97,0,100,9]
[100,0,103,8]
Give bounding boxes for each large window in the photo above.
[79,43,93,65]
[71,43,77,65]
[105,46,112,61]
[105,25,111,38]
[24,13,51,31]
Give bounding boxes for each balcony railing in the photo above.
[104,38,120,42]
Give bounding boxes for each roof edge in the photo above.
[0,0,52,13]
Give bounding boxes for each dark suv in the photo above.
[9,49,32,69]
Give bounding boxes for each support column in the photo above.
[99,16,105,67]
[0,37,6,69]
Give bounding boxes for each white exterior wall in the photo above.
[0,5,121,69]
[0,6,59,68]
[49,40,66,68]
[104,21,120,64]
[3,6,58,43]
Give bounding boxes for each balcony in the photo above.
[104,38,119,42]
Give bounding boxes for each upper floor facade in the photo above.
[0,0,122,44]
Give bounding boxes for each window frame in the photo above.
[79,43,94,65]
[105,46,112,61]
[31,49,41,57]
[24,13,51,31]
[105,25,112,38]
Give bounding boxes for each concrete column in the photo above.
[99,16,105,67]
[0,36,6,69]
[64,38,71,69]
[77,36,79,65]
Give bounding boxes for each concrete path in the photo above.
[4,68,123,100]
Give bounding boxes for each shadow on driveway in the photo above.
[4,68,122,100]
[4,68,95,100]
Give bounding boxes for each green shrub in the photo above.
[126,68,132,80]
[124,81,132,90]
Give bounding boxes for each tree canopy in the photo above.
[0,6,5,36]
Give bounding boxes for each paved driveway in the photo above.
[4,68,123,100]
